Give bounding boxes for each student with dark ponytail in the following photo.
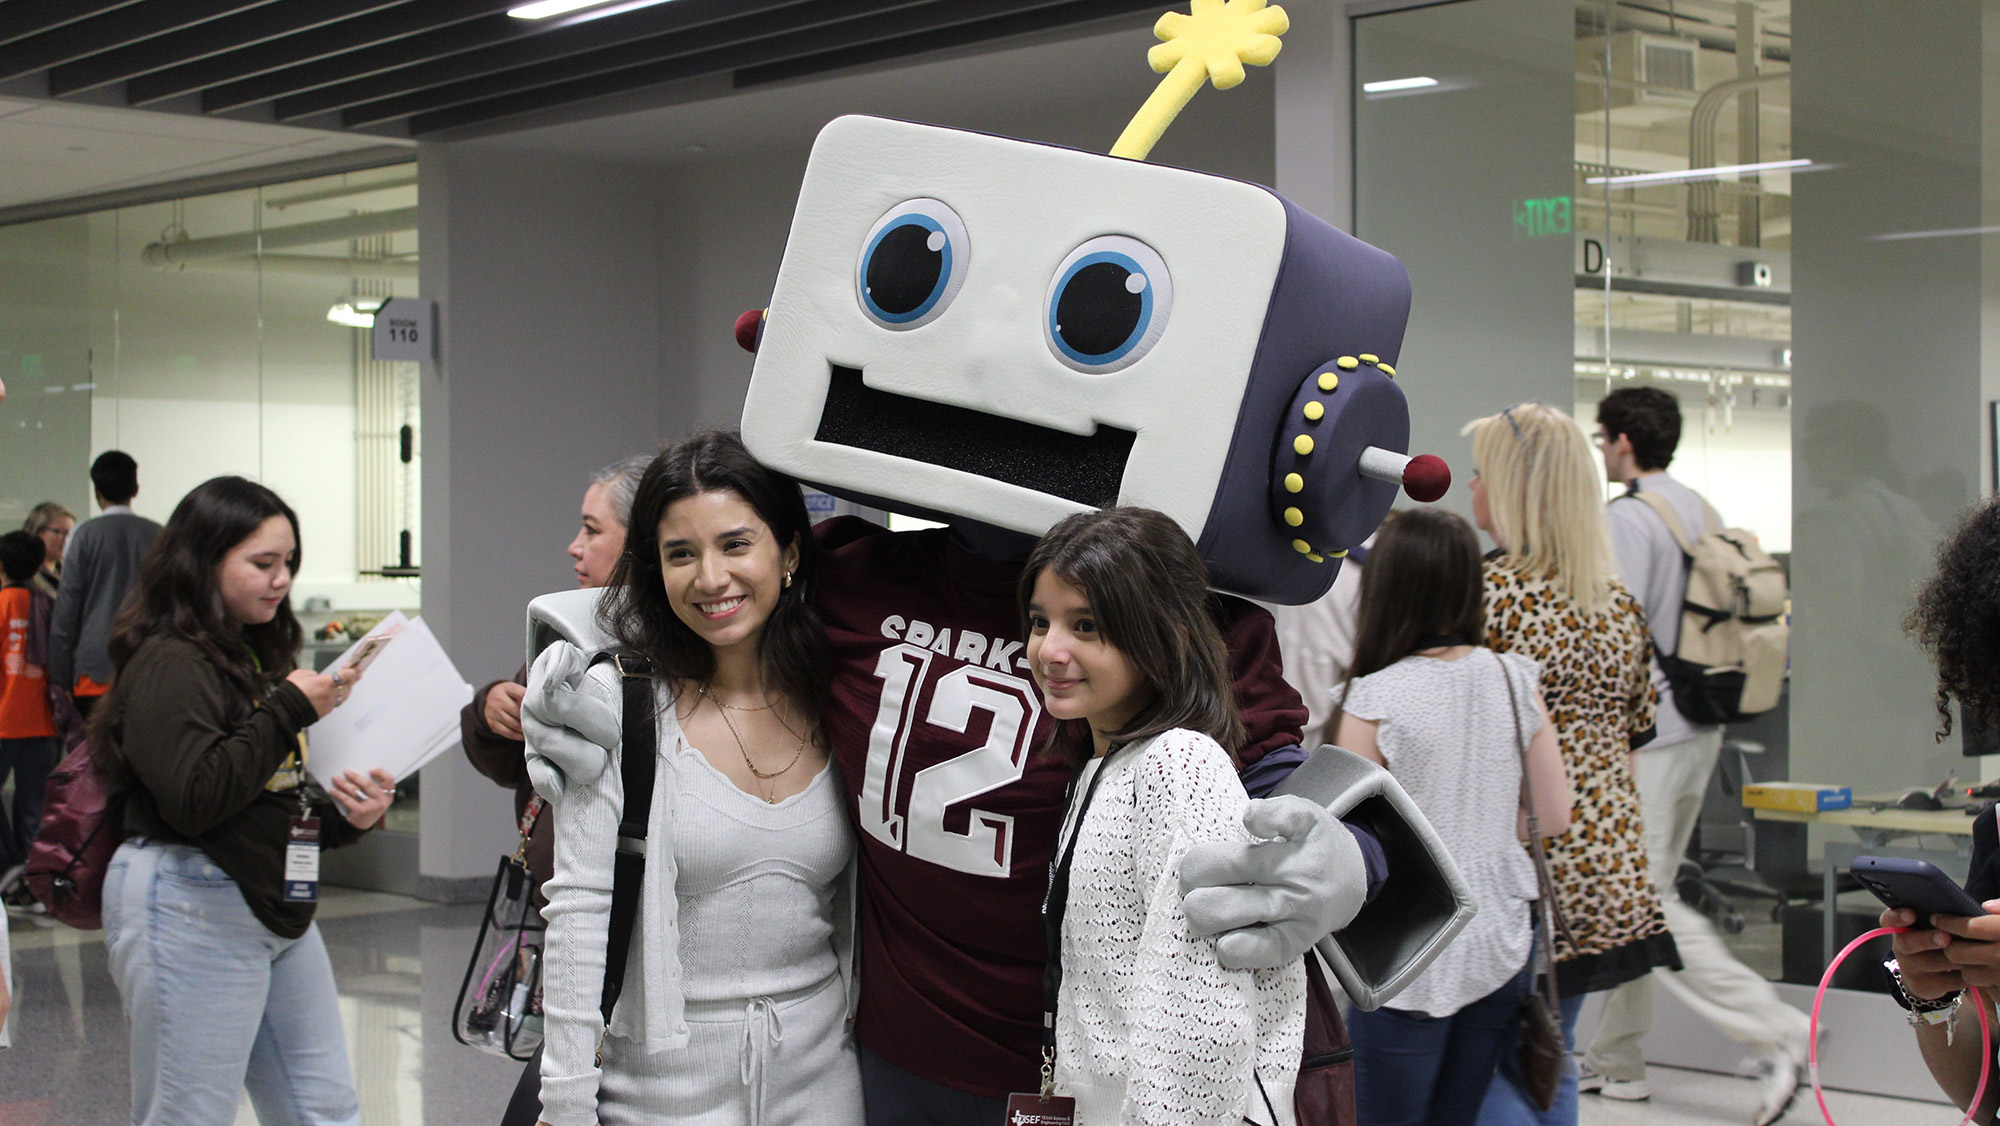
[93,476,394,1126]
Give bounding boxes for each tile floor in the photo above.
[0,887,1972,1124]
[1581,1067,1955,1125]
[0,888,521,1126]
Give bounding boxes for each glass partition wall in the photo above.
[1356,0,1999,1040]
[0,166,422,830]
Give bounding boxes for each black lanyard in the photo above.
[1039,746,1127,1091]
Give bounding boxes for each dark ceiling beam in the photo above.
[47,0,409,96]
[270,0,817,122]
[0,0,148,50]
[343,0,930,128]
[403,0,1105,135]
[735,0,1158,87]
[183,1,524,112]
[0,0,281,81]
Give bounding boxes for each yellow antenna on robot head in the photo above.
[1110,0,1290,162]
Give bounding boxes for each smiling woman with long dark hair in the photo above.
[91,475,395,1126]
[524,431,857,1126]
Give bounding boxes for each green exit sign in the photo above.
[1513,196,1572,239]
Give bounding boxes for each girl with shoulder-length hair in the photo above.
[1018,505,1301,1125]
[1460,405,1677,1126]
[1335,507,1568,1126]
[1020,505,1244,766]
[526,430,858,1126]
[93,475,394,1126]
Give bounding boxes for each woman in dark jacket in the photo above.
[93,476,395,1126]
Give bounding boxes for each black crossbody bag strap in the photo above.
[600,652,657,1024]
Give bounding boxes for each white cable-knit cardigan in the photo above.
[1053,728,1304,1126]
[530,648,856,1126]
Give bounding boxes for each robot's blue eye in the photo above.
[858,198,968,330]
[1044,236,1172,373]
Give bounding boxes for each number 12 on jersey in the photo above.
[858,643,1043,878]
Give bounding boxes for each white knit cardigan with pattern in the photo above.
[1053,728,1304,1126]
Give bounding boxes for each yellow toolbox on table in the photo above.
[1741,782,1853,813]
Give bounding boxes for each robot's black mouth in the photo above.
[813,365,1135,507]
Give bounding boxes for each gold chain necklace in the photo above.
[703,686,806,803]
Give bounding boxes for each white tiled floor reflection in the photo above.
[2,887,521,1126]
[1,887,1973,1124]
[1581,1066,1955,1126]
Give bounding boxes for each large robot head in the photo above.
[741,114,1440,604]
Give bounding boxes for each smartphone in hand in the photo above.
[1852,856,1986,927]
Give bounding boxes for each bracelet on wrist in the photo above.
[1885,958,1963,1016]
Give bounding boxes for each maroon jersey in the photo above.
[812,517,1306,1097]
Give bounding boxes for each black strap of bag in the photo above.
[1499,651,1570,1112]
[600,652,657,1024]
[1498,651,1573,955]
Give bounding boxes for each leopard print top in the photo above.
[1483,556,1674,979]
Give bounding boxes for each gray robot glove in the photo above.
[521,642,621,802]
[1180,795,1368,971]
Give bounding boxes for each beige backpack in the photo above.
[1631,490,1788,724]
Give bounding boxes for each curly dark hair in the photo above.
[598,431,829,736]
[1907,497,2000,740]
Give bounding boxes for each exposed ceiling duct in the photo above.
[153,254,419,281]
[265,176,420,210]
[141,207,418,267]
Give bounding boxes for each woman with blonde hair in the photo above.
[1464,403,1678,1126]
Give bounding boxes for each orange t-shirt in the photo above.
[73,673,111,698]
[0,586,56,739]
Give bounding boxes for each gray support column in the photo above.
[1274,0,1351,228]
[417,142,665,883]
[1788,2,1985,795]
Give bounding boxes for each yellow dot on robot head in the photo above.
[1378,363,1395,376]
[1330,549,1350,558]
[1294,434,1315,455]
[1308,552,1325,563]
[1336,357,1359,370]
[1284,507,1304,527]
[1318,372,1339,392]
[1360,353,1379,363]
[1303,401,1325,422]
[1284,472,1303,493]
[1293,539,1311,554]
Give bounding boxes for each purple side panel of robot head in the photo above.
[1196,191,1413,605]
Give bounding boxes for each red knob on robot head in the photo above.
[1357,447,1451,503]
[1402,454,1451,503]
[734,308,765,354]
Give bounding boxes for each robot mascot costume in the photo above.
[522,4,1472,1124]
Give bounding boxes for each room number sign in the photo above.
[371,298,437,362]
